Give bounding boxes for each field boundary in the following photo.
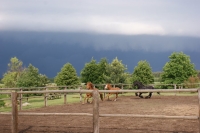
[0,89,200,133]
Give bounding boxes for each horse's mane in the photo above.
[133,81,155,89]
[107,84,112,88]
[87,82,94,89]
[133,81,144,87]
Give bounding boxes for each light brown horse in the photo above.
[104,84,121,101]
[82,82,103,104]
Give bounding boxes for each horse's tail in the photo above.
[151,86,160,95]
[100,93,103,101]
[153,88,160,95]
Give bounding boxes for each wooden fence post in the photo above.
[11,91,18,133]
[93,90,99,133]
[174,84,177,96]
[103,84,106,99]
[64,87,67,104]
[79,86,82,103]
[121,84,123,94]
[121,84,123,89]
[44,87,47,107]
[19,89,22,110]
[198,89,200,133]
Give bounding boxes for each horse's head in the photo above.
[86,82,94,90]
[104,84,108,89]
[104,84,111,90]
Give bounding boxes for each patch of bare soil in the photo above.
[0,95,199,133]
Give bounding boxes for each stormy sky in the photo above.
[0,0,200,78]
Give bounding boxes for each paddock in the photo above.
[0,89,200,133]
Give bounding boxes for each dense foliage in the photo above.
[54,63,80,86]
[2,57,48,88]
[103,57,128,84]
[17,64,48,87]
[161,52,197,84]
[0,94,6,107]
[80,58,100,84]
[131,60,154,84]
[2,57,24,88]
[80,58,109,84]
[97,58,109,83]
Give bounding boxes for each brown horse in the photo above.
[82,82,103,104]
[104,84,121,101]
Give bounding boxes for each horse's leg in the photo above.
[149,92,152,98]
[87,97,90,103]
[86,94,90,103]
[113,93,118,101]
[135,93,138,96]
[90,98,93,103]
[88,95,93,103]
[108,93,112,100]
[139,93,143,98]
[99,93,104,101]
[82,95,87,104]
[106,93,111,101]
[146,92,152,98]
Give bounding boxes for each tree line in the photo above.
[1,52,199,89]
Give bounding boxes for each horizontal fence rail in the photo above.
[100,114,198,120]
[1,112,197,120]
[13,88,198,94]
[1,82,200,90]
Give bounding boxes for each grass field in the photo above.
[0,93,81,112]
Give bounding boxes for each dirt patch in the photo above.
[0,95,199,133]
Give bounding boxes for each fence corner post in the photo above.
[93,90,99,133]
[11,91,18,133]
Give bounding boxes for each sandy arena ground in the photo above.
[0,94,199,133]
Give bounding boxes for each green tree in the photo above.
[80,58,109,84]
[197,70,200,79]
[80,58,99,84]
[131,60,154,84]
[104,57,127,84]
[17,64,48,87]
[8,57,23,73]
[54,63,80,86]
[2,72,18,88]
[161,52,197,84]
[2,57,24,88]
[96,58,108,83]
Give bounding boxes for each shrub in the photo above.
[0,94,6,107]
[184,76,199,88]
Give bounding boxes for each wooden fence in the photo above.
[1,83,199,110]
[0,89,200,133]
